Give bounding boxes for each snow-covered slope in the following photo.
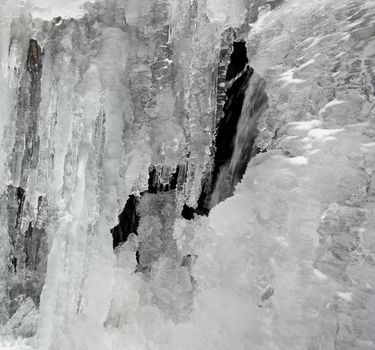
[189,1,375,349]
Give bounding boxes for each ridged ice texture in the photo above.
[1,0,374,350]
[0,0,250,348]
[188,1,375,349]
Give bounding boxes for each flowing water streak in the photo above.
[210,70,268,207]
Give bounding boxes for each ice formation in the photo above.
[0,0,374,349]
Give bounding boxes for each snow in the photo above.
[281,78,306,87]
[336,292,353,302]
[0,339,33,350]
[289,119,322,130]
[206,0,246,27]
[307,128,344,139]
[287,156,308,165]
[26,0,96,20]
[278,68,306,87]
[298,59,315,69]
[313,269,329,281]
[241,0,375,347]
[319,98,346,114]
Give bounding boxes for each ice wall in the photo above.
[0,0,374,349]
[189,0,375,349]
[0,0,250,348]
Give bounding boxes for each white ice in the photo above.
[0,0,375,349]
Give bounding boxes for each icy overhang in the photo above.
[21,0,96,20]
[206,0,247,28]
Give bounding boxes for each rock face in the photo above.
[0,0,375,349]
[12,39,42,187]
[0,37,48,331]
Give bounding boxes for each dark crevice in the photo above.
[15,187,25,228]
[24,222,34,267]
[111,165,181,258]
[181,204,195,220]
[225,41,249,81]
[111,194,141,249]
[181,201,209,220]
[211,66,253,188]
[7,185,26,247]
[26,39,42,73]
[135,250,141,265]
[148,168,158,194]
[181,41,254,219]
[10,256,17,273]
[195,179,211,216]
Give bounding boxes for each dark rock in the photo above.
[225,41,249,81]
[111,194,140,249]
[26,39,42,73]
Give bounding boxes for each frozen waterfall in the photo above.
[0,0,375,349]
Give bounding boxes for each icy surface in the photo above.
[0,0,374,349]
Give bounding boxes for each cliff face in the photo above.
[0,0,374,349]
[0,1,258,346]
